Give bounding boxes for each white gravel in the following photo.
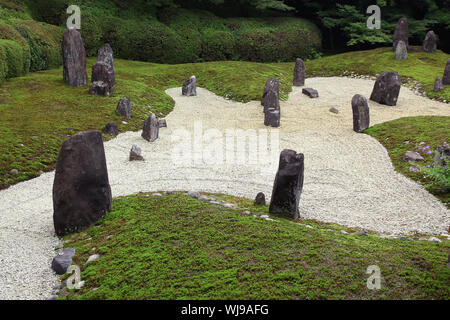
[0,77,449,300]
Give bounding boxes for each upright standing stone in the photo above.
[62,28,88,87]
[103,122,119,136]
[434,76,443,92]
[395,40,408,60]
[182,76,197,96]
[393,17,408,51]
[116,97,131,118]
[423,31,437,53]
[142,112,159,142]
[129,144,144,161]
[264,108,280,127]
[97,44,115,77]
[443,59,450,85]
[293,58,305,86]
[370,72,401,106]
[261,77,280,112]
[53,131,112,236]
[254,192,266,206]
[351,94,370,133]
[269,149,305,220]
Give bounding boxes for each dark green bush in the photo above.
[0,20,30,75]
[201,29,235,61]
[0,39,28,80]
[12,20,63,71]
[26,0,69,25]
[79,12,104,57]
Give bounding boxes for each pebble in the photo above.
[10,169,19,175]
[198,196,210,202]
[223,203,235,208]
[428,236,441,243]
[152,193,162,197]
[340,230,349,235]
[243,211,251,215]
[187,191,200,199]
[86,254,100,264]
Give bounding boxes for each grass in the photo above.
[57,192,450,300]
[0,46,449,205]
[366,116,450,207]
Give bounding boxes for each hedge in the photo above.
[0,39,28,80]
[201,28,235,61]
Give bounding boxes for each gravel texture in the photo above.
[0,77,449,299]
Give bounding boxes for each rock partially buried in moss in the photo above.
[51,248,75,275]
[91,62,114,94]
[403,151,424,162]
[103,122,118,136]
[182,75,197,96]
[116,97,131,119]
[62,28,88,87]
[254,192,266,206]
[269,149,304,220]
[142,112,159,142]
[351,94,370,133]
[293,58,305,86]
[443,59,450,85]
[53,130,112,236]
[393,17,408,51]
[89,80,112,96]
[370,72,401,106]
[423,31,437,53]
[434,76,443,92]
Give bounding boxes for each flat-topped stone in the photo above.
[302,88,319,98]
[370,72,401,106]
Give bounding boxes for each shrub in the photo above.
[201,28,235,61]
[0,20,30,74]
[0,39,28,80]
[12,20,63,71]
[25,0,69,25]
[79,12,104,57]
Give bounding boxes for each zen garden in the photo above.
[0,0,449,304]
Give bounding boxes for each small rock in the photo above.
[260,215,269,219]
[158,119,167,128]
[187,191,200,199]
[152,193,162,197]
[243,210,251,215]
[182,76,197,96]
[141,112,159,142]
[428,236,441,243]
[86,254,100,264]
[10,169,18,175]
[254,192,266,206]
[129,144,144,161]
[116,97,131,119]
[198,195,210,202]
[302,88,319,98]
[433,76,443,92]
[340,230,349,235]
[51,248,76,275]
[223,203,235,208]
[356,230,368,236]
[103,122,119,137]
[403,151,424,162]
[329,107,339,114]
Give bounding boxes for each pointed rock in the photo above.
[423,31,437,53]
[370,72,401,106]
[293,58,305,86]
[129,144,144,161]
[351,94,370,133]
[142,112,159,142]
[62,28,88,87]
[393,18,408,51]
[116,97,131,119]
[182,76,197,96]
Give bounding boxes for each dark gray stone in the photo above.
[264,108,280,127]
[91,62,114,94]
[261,77,280,112]
[254,192,266,206]
[302,88,319,98]
[393,17,408,51]
[423,31,437,53]
[329,107,339,114]
[351,94,370,133]
[62,28,88,87]
[434,76,444,92]
[182,76,197,96]
[97,44,115,81]
[369,72,401,106]
[89,81,112,96]
[443,59,450,85]
[403,151,424,162]
[51,248,75,275]
[269,149,305,220]
[158,119,167,128]
[116,97,131,119]
[395,40,408,60]
[53,131,112,236]
[293,58,305,86]
[433,143,450,167]
[129,144,144,161]
[142,112,159,142]
[103,122,118,137]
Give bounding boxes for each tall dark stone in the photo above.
[142,112,159,142]
[116,97,131,119]
[97,44,115,74]
[351,94,370,133]
[393,18,408,51]
[443,59,450,85]
[261,77,280,111]
[91,62,114,94]
[182,76,197,96]
[269,149,305,220]
[423,31,437,53]
[264,108,280,127]
[394,40,408,60]
[370,72,401,106]
[53,131,112,236]
[62,28,88,87]
[293,58,305,86]
[254,192,266,206]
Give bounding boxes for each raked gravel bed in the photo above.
[0,77,449,300]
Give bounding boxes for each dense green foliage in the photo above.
[58,192,450,299]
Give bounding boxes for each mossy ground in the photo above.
[58,192,450,300]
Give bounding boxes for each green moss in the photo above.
[57,193,450,300]
[0,39,28,79]
[366,116,450,207]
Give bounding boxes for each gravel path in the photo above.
[0,77,449,300]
